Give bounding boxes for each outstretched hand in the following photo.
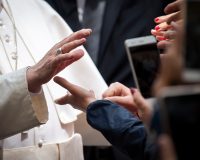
[27,29,92,93]
[53,76,96,111]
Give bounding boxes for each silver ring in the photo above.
[56,47,62,56]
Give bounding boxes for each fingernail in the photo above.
[155,18,159,22]
[155,26,160,31]
[130,88,135,95]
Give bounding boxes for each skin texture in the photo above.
[26,29,92,93]
[54,76,96,111]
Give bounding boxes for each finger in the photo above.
[171,21,181,31]
[154,13,175,24]
[166,11,181,25]
[156,36,167,41]
[55,49,84,65]
[151,29,164,37]
[103,82,130,98]
[103,82,119,98]
[53,76,84,95]
[57,29,92,48]
[55,94,72,105]
[164,0,182,14]
[61,38,86,54]
[164,30,177,40]
[102,85,117,98]
[52,49,84,75]
[155,22,172,32]
[105,96,132,106]
[157,40,172,50]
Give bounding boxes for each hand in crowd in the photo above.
[102,82,152,125]
[54,76,96,111]
[102,82,136,113]
[26,29,92,93]
[151,0,183,49]
[152,21,183,95]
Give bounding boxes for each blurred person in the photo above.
[0,0,108,160]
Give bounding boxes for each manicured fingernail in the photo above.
[155,26,160,31]
[155,18,159,22]
[130,88,135,95]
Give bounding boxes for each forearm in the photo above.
[86,100,147,159]
[0,68,48,139]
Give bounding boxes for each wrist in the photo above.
[26,66,42,93]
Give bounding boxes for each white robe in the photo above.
[0,0,108,159]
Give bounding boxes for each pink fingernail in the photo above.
[155,26,160,31]
[155,18,159,22]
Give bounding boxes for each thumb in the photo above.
[105,96,133,107]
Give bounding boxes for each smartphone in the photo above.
[158,85,200,160]
[183,0,200,82]
[125,35,160,98]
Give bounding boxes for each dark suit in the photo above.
[45,0,173,87]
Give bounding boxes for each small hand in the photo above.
[102,82,137,113]
[53,76,96,112]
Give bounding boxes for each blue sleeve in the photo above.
[86,100,147,160]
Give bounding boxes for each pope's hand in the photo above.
[27,29,92,93]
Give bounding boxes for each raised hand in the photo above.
[27,29,92,92]
[53,76,96,111]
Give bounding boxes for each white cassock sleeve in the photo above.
[0,68,48,139]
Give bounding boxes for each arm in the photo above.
[0,29,92,139]
[53,77,152,160]
[0,68,48,139]
[87,100,147,160]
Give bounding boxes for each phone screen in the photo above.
[161,93,200,159]
[129,44,159,98]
